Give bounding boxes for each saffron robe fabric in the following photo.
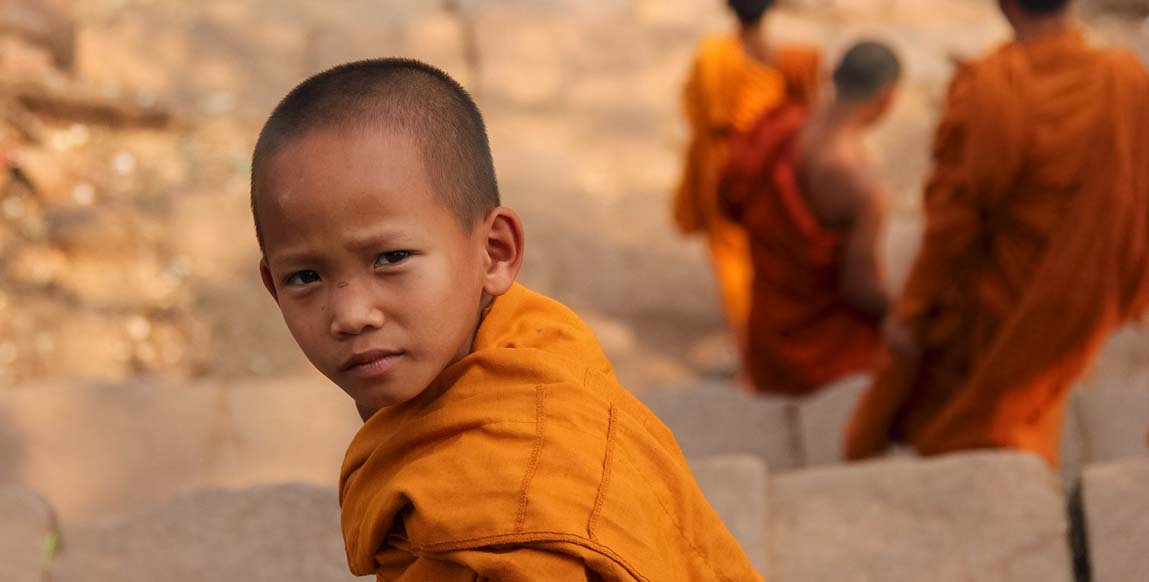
[340,284,763,581]
[674,35,821,333]
[845,31,1149,466]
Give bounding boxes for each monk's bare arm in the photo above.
[834,163,892,319]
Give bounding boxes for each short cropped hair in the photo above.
[726,0,776,26]
[832,41,902,102]
[1016,0,1071,15]
[250,58,499,251]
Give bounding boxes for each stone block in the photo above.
[797,374,869,467]
[1075,369,1149,463]
[690,455,770,575]
[1083,458,1149,582]
[0,485,55,582]
[0,375,360,525]
[770,452,1073,582]
[1059,390,1087,484]
[202,377,362,489]
[0,0,75,70]
[641,384,801,471]
[0,380,218,524]
[53,483,357,582]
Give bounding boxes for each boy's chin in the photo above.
[344,379,428,421]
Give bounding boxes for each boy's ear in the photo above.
[259,258,280,303]
[480,207,525,297]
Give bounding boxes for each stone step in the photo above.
[0,375,360,525]
[1075,371,1149,464]
[51,483,358,582]
[769,452,1073,582]
[641,383,802,470]
[1082,457,1149,582]
[11,451,1149,581]
[690,454,771,575]
[642,375,1148,484]
[0,485,55,582]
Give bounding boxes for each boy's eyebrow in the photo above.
[344,227,418,252]
[268,227,419,267]
[267,247,323,268]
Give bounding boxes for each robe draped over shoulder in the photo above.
[846,31,1149,466]
[340,284,763,581]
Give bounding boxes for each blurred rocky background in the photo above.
[0,0,1147,580]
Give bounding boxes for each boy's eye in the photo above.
[285,270,321,286]
[375,251,411,267]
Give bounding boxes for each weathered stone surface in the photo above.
[1059,390,1087,484]
[770,452,1072,582]
[1075,365,1149,463]
[0,374,359,525]
[1083,458,1149,582]
[0,380,217,524]
[53,483,357,581]
[690,455,770,576]
[0,485,54,582]
[0,0,75,70]
[798,374,869,467]
[642,384,801,471]
[202,377,361,489]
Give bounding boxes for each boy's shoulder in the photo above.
[339,285,760,581]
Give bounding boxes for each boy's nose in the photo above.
[329,282,385,336]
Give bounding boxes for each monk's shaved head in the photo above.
[251,58,499,251]
[1013,0,1071,15]
[833,41,902,103]
[727,0,777,26]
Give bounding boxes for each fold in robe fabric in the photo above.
[674,36,821,332]
[720,103,883,397]
[340,284,762,582]
[846,31,1149,466]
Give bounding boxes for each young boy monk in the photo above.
[673,0,820,347]
[845,0,1149,467]
[720,41,901,398]
[251,59,762,581]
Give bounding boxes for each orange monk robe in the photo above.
[845,31,1149,467]
[340,284,762,582]
[720,103,883,397]
[674,36,821,335]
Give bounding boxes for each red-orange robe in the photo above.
[720,103,883,397]
[340,284,763,581]
[674,36,820,336]
[846,30,1149,467]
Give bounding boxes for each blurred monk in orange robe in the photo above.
[674,0,820,345]
[721,41,901,397]
[846,0,1149,467]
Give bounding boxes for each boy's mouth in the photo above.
[342,349,405,379]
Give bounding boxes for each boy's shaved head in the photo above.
[727,0,777,26]
[251,58,499,251]
[833,41,902,103]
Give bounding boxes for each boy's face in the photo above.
[256,129,488,416]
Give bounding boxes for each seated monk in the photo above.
[673,0,820,344]
[845,0,1149,467]
[251,59,763,581]
[719,41,901,397]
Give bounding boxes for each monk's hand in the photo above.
[883,316,920,359]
